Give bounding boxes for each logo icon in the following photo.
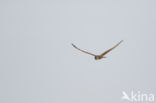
[122,91,131,101]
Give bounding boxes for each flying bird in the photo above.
[72,40,123,60]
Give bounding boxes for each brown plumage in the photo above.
[72,40,123,60]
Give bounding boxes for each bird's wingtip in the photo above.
[71,43,76,47]
[119,40,124,43]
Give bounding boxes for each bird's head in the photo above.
[94,56,100,60]
[94,56,106,60]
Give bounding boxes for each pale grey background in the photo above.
[0,0,156,103]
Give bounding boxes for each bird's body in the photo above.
[94,55,106,60]
[72,40,123,60]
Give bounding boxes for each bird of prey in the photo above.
[72,40,123,60]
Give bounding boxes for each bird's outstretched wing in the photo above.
[72,44,96,56]
[100,40,123,57]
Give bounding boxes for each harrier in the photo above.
[72,40,123,60]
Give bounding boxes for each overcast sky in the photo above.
[0,0,156,103]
